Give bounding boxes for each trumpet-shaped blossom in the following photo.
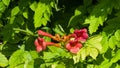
[38,30,53,38]
[34,37,46,52]
[38,30,60,41]
[73,28,88,43]
[66,40,82,54]
[34,37,60,52]
[35,29,88,53]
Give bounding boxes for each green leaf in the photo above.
[108,36,116,49]
[89,47,98,59]
[84,0,113,34]
[9,49,33,68]
[83,0,92,6]
[100,62,112,68]
[53,24,65,35]
[52,63,65,68]
[1,24,14,41]
[43,52,59,60]
[0,52,8,67]
[29,1,37,11]
[44,10,50,21]
[23,51,33,68]
[79,47,90,60]
[2,0,10,6]
[30,51,39,59]
[33,1,54,28]
[0,20,3,27]
[115,64,120,68]
[68,6,86,27]
[0,2,6,12]
[73,46,90,63]
[110,49,120,63]
[34,2,46,28]
[86,35,103,52]
[100,33,109,53]
[85,16,106,34]
[115,29,120,41]
[9,49,25,68]
[48,46,72,58]
[11,6,20,16]
[23,10,28,19]
[103,17,120,36]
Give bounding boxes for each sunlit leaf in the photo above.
[9,49,33,68]
[115,29,120,41]
[84,0,113,34]
[100,33,109,53]
[110,49,120,63]
[0,2,6,12]
[0,52,8,67]
[34,1,52,28]
[9,49,25,68]
[86,35,103,52]
[23,10,28,19]
[89,47,98,59]
[79,47,90,60]
[2,0,10,6]
[108,36,116,49]
[29,1,37,11]
[11,6,20,16]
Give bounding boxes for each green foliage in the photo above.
[0,0,120,68]
[9,46,33,68]
[2,0,10,6]
[33,0,56,28]
[0,52,8,67]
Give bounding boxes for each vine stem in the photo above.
[13,28,37,37]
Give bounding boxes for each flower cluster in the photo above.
[34,28,88,54]
[65,28,88,54]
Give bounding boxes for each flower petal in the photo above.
[36,45,42,52]
[38,30,53,38]
[66,43,72,50]
[38,37,46,50]
[34,39,43,52]
[70,47,80,54]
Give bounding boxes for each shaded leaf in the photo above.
[68,6,86,27]
[103,17,120,36]
[85,0,113,34]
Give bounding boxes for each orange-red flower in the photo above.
[38,30,54,38]
[66,40,82,54]
[34,37,46,52]
[38,30,60,41]
[34,37,60,52]
[73,28,88,43]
